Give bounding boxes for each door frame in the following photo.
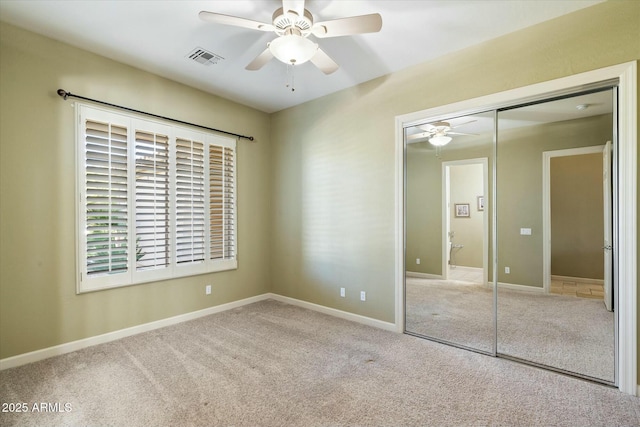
[542,145,607,295]
[442,158,489,283]
[395,61,637,395]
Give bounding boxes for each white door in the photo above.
[603,141,612,311]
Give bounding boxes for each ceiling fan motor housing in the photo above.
[432,121,451,132]
[272,7,313,36]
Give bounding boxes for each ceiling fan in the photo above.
[199,0,382,75]
[407,120,477,146]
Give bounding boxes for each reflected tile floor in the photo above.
[445,268,604,300]
[448,266,483,283]
[550,278,604,299]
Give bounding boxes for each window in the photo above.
[77,105,237,293]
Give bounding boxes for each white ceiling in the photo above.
[0,0,603,113]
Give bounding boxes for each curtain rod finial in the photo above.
[57,89,69,100]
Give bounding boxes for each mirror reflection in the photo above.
[496,89,615,382]
[405,88,616,383]
[405,112,494,353]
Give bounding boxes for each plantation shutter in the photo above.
[135,129,170,271]
[84,119,129,277]
[209,143,236,260]
[78,105,238,293]
[175,137,206,264]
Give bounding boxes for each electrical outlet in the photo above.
[205,285,212,295]
[505,267,510,274]
[340,287,346,298]
[360,291,366,301]
[416,258,421,265]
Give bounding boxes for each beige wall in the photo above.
[0,23,272,359]
[405,148,443,275]
[551,153,604,279]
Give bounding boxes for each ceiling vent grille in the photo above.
[188,47,224,66]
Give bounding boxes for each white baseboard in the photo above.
[497,282,545,293]
[551,275,604,285]
[449,266,482,273]
[1,293,398,370]
[0,294,271,371]
[406,271,442,280]
[267,293,397,332]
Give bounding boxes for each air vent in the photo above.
[187,47,224,66]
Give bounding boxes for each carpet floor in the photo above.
[1,299,638,426]
[406,278,615,382]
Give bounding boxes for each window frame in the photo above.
[76,103,237,294]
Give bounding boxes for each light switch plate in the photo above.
[520,228,532,235]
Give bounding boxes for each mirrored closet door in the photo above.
[495,89,615,383]
[404,111,495,354]
[405,87,616,384]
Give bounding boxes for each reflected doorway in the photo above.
[443,159,488,285]
[543,145,612,311]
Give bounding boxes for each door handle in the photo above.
[602,245,612,251]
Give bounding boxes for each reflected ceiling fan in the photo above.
[407,120,477,146]
[199,0,382,75]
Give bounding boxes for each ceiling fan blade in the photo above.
[417,124,436,132]
[407,132,431,141]
[282,0,305,17]
[451,119,477,129]
[245,48,274,70]
[199,11,274,32]
[312,13,382,38]
[448,131,479,136]
[310,48,339,75]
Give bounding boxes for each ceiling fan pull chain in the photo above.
[286,64,296,92]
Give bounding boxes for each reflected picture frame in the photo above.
[454,203,470,218]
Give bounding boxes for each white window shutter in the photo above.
[134,129,170,271]
[223,145,236,259]
[175,137,206,264]
[83,119,129,278]
[209,143,236,261]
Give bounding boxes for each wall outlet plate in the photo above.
[205,285,212,295]
[360,291,366,301]
[340,287,346,297]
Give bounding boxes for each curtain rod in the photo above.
[56,89,254,141]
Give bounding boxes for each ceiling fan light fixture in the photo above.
[269,33,318,65]
[429,135,452,146]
